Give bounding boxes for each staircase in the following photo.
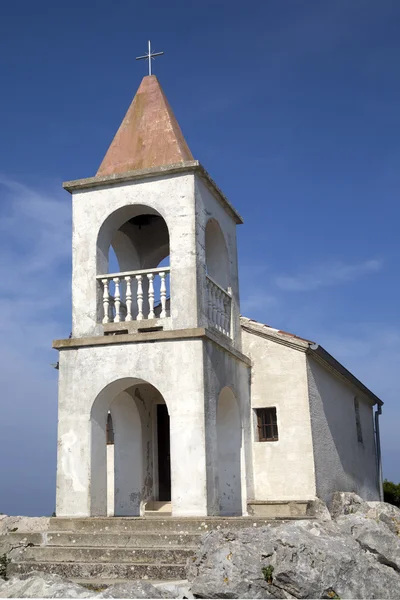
[6,515,313,583]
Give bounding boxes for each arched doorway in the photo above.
[216,387,242,515]
[90,377,171,516]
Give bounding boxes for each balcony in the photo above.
[97,267,170,325]
[97,269,232,339]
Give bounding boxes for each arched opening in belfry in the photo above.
[91,377,171,517]
[205,219,232,337]
[216,387,243,516]
[96,206,170,324]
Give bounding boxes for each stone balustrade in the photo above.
[206,275,232,337]
[97,267,170,323]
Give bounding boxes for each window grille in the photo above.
[256,407,278,442]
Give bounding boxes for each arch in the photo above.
[205,218,230,290]
[90,377,170,516]
[96,204,170,275]
[216,387,242,516]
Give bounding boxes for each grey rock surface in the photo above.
[329,491,369,519]
[0,571,95,598]
[307,498,332,521]
[0,517,50,535]
[153,581,194,599]
[0,572,178,599]
[336,513,400,571]
[188,518,400,599]
[99,581,174,598]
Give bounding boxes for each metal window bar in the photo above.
[257,408,278,442]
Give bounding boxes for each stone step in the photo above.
[11,545,194,564]
[48,516,302,534]
[45,532,201,547]
[8,561,186,581]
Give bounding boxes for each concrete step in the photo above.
[48,516,303,534]
[8,561,187,581]
[44,532,201,548]
[11,545,194,564]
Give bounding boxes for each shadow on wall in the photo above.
[307,358,379,504]
[217,386,242,515]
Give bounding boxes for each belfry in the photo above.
[54,62,382,520]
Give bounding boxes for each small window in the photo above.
[354,398,363,444]
[256,407,278,442]
[106,412,114,445]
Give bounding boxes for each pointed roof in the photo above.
[97,75,194,176]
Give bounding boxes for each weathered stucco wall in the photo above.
[56,338,208,517]
[307,357,379,504]
[202,339,252,515]
[195,176,242,349]
[71,173,198,337]
[241,329,316,501]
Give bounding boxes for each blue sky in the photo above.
[0,0,399,516]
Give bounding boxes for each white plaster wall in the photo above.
[56,338,208,517]
[242,330,316,501]
[307,357,379,503]
[202,340,252,516]
[71,174,198,337]
[217,388,242,515]
[106,444,114,516]
[110,391,143,516]
[195,177,242,349]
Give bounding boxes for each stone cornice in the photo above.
[53,327,251,366]
[62,161,243,225]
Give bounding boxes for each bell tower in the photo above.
[54,73,253,518]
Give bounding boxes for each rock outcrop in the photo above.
[188,495,400,599]
[1,496,399,599]
[0,572,176,599]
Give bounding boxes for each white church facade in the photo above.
[53,74,383,519]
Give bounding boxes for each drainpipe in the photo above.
[375,404,383,501]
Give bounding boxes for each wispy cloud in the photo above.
[274,259,382,292]
[0,176,72,516]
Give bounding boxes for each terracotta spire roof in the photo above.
[97,75,194,176]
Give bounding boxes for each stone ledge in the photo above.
[52,328,251,366]
[62,161,243,225]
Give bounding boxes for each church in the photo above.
[53,68,383,519]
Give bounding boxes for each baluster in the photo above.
[216,288,223,331]
[159,272,167,318]
[136,274,143,320]
[147,273,155,319]
[207,280,213,323]
[222,296,229,335]
[125,276,133,321]
[102,279,110,324]
[113,277,121,322]
[212,284,218,327]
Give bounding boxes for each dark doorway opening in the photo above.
[157,404,171,501]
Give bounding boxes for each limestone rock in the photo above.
[307,497,332,521]
[337,513,400,571]
[153,581,194,599]
[99,580,174,598]
[0,571,95,598]
[329,491,369,518]
[188,520,400,599]
[366,501,400,535]
[0,516,50,535]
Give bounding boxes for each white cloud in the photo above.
[275,259,382,292]
[0,176,72,516]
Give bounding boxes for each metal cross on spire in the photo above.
[136,40,164,76]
